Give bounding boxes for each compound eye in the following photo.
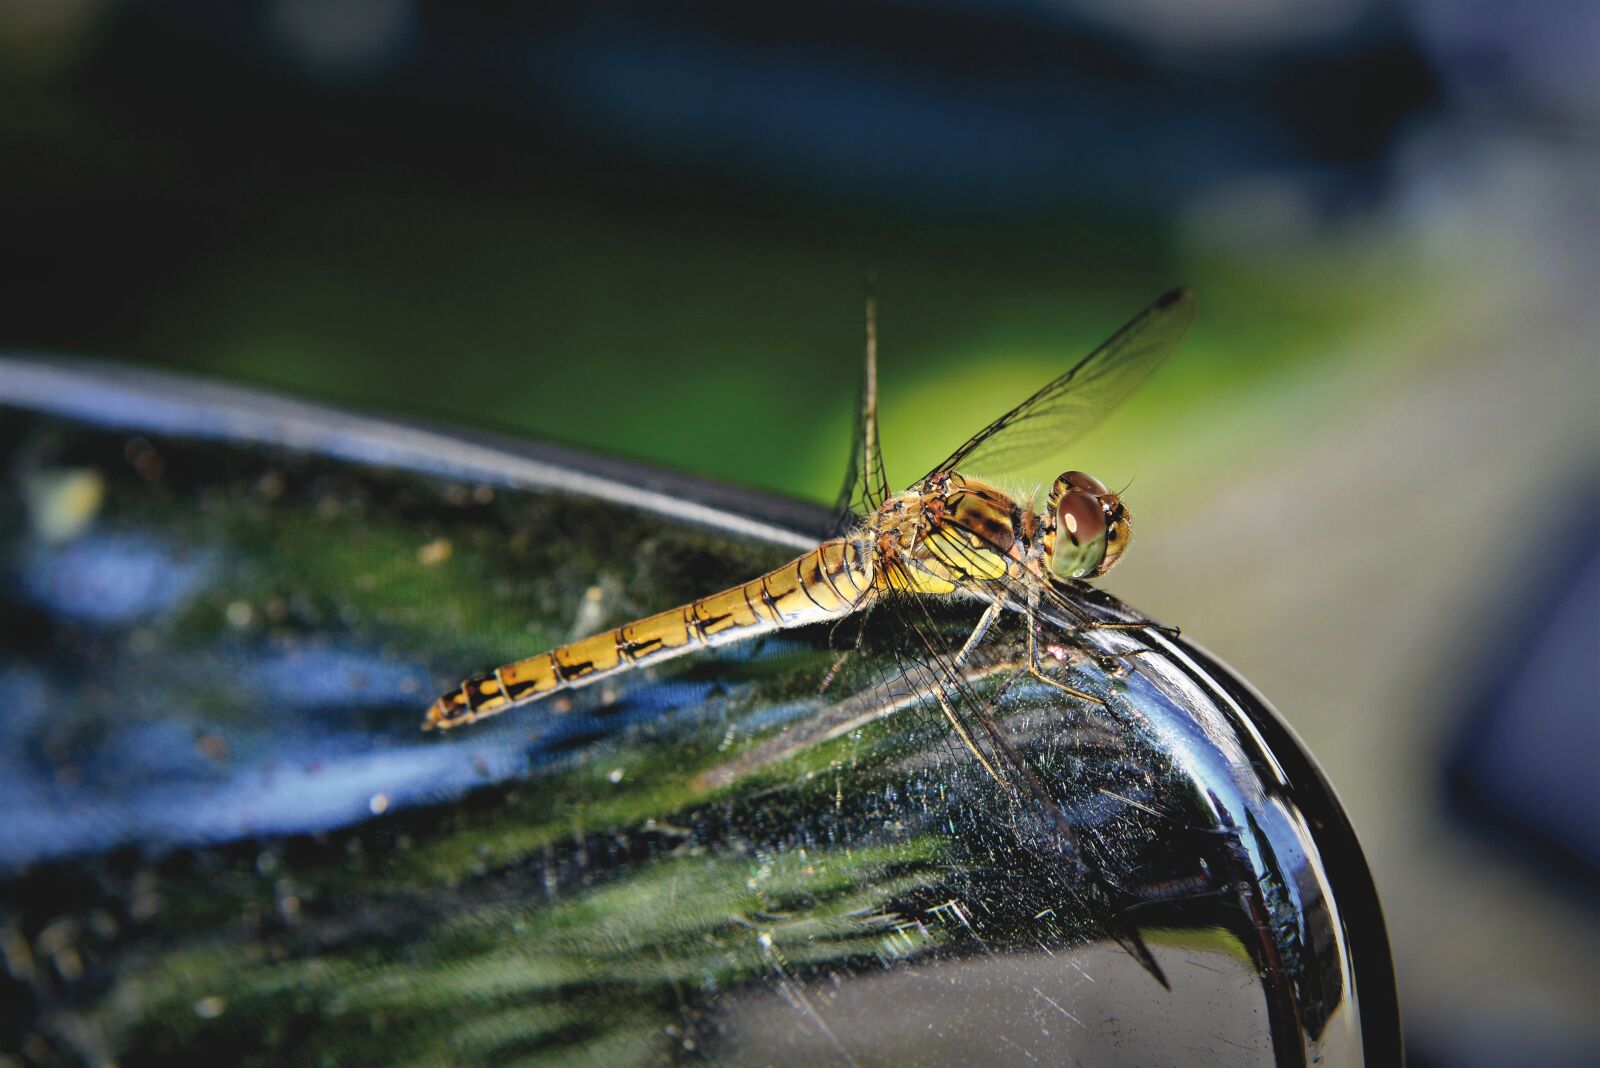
[1062,470,1109,496]
[1058,492,1107,546]
[1053,491,1109,579]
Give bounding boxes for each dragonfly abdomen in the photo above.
[423,537,871,730]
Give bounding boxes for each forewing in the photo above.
[930,288,1197,481]
[830,292,893,537]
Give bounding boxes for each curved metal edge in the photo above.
[0,353,828,553]
[1170,636,1405,1068]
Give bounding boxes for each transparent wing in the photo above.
[873,557,1172,987]
[830,290,893,537]
[929,288,1197,481]
[693,544,1171,986]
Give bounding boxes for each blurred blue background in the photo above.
[0,1,1595,1064]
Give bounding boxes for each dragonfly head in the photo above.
[1048,471,1130,579]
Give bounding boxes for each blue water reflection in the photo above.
[20,533,211,626]
[0,619,767,871]
[0,652,527,870]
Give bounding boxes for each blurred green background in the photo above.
[1,2,1596,1064]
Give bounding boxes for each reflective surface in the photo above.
[0,357,1399,1066]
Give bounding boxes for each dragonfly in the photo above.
[423,287,1198,769]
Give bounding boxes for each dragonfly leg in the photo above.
[953,599,1004,668]
[1027,592,1105,706]
[817,652,850,694]
[1043,583,1180,639]
[820,592,879,694]
[1094,620,1181,638]
[930,685,1010,789]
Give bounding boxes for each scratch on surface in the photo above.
[995,1033,1040,1062]
[1097,787,1166,819]
[760,931,859,1068]
[1032,986,1083,1027]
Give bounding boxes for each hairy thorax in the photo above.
[866,472,1045,596]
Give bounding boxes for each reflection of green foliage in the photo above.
[1143,924,1254,966]
[101,842,944,1066]
[379,657,928,890]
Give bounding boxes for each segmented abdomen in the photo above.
[423,537,872,730]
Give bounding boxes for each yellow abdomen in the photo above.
[424,538,872,730]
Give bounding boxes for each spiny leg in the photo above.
[1097,620,1180,638]
[1041,582,1180,640]
[927,662,1088,866]
[819,590,879,694]
[953,599,1004,668]
[920,599,1008,774]
[1026,589,1106,706]
[931,684,1009,789]
[1057,591,1181,638]
[903,532,1121,701]
[878,561,1015,790]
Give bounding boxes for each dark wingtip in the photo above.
[1116,924,1172,991]
[1156,286,1195,309]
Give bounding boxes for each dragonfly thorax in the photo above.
[860,469,1132,596]
[861,473,1030,596]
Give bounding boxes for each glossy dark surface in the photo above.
[0,357,1399,1066]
